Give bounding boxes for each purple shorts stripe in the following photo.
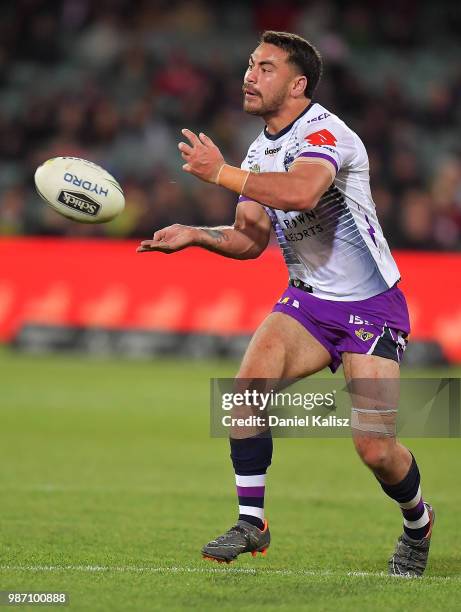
[236,485,265,497]
[238,195,252,203]
[297,152,338,173]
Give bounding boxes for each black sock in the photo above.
[230,431,273,530]
[377,455,431,540]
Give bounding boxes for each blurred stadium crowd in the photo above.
[1,0,460,249]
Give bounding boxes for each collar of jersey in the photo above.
[263,101,314,141]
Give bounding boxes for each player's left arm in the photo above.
[179,129,334,212]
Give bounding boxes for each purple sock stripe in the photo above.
[402,498,425,521]
[236,485,265,497]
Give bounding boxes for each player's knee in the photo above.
[353,437,392,471]
[237,339,286,379]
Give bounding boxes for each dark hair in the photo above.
[260,31,323,99]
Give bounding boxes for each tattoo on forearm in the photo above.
[202,229,230,243]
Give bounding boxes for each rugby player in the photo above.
[138,31,434,577]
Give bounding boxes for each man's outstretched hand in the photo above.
[137,224,199,254]
[178,129,225,183]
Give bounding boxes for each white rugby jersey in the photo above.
[239,102,400,301]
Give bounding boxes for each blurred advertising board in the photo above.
[0,238,459,362]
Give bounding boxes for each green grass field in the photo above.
[0,347,460,611]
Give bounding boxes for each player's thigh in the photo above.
[343,352,400,451]
[237,312,331,380]
[342,351,400,382]
[230,313,331,438]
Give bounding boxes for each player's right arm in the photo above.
[136,200,271,260]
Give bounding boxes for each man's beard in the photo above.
[243,87,288,116]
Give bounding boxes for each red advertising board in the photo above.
[0,238,460,361]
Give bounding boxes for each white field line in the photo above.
[0,565,459,582]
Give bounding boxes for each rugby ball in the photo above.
[34,157,125,223]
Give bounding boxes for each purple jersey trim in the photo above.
[297,152,338,174]
[238,195,252,203]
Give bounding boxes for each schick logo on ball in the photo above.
[57,190,101,216]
